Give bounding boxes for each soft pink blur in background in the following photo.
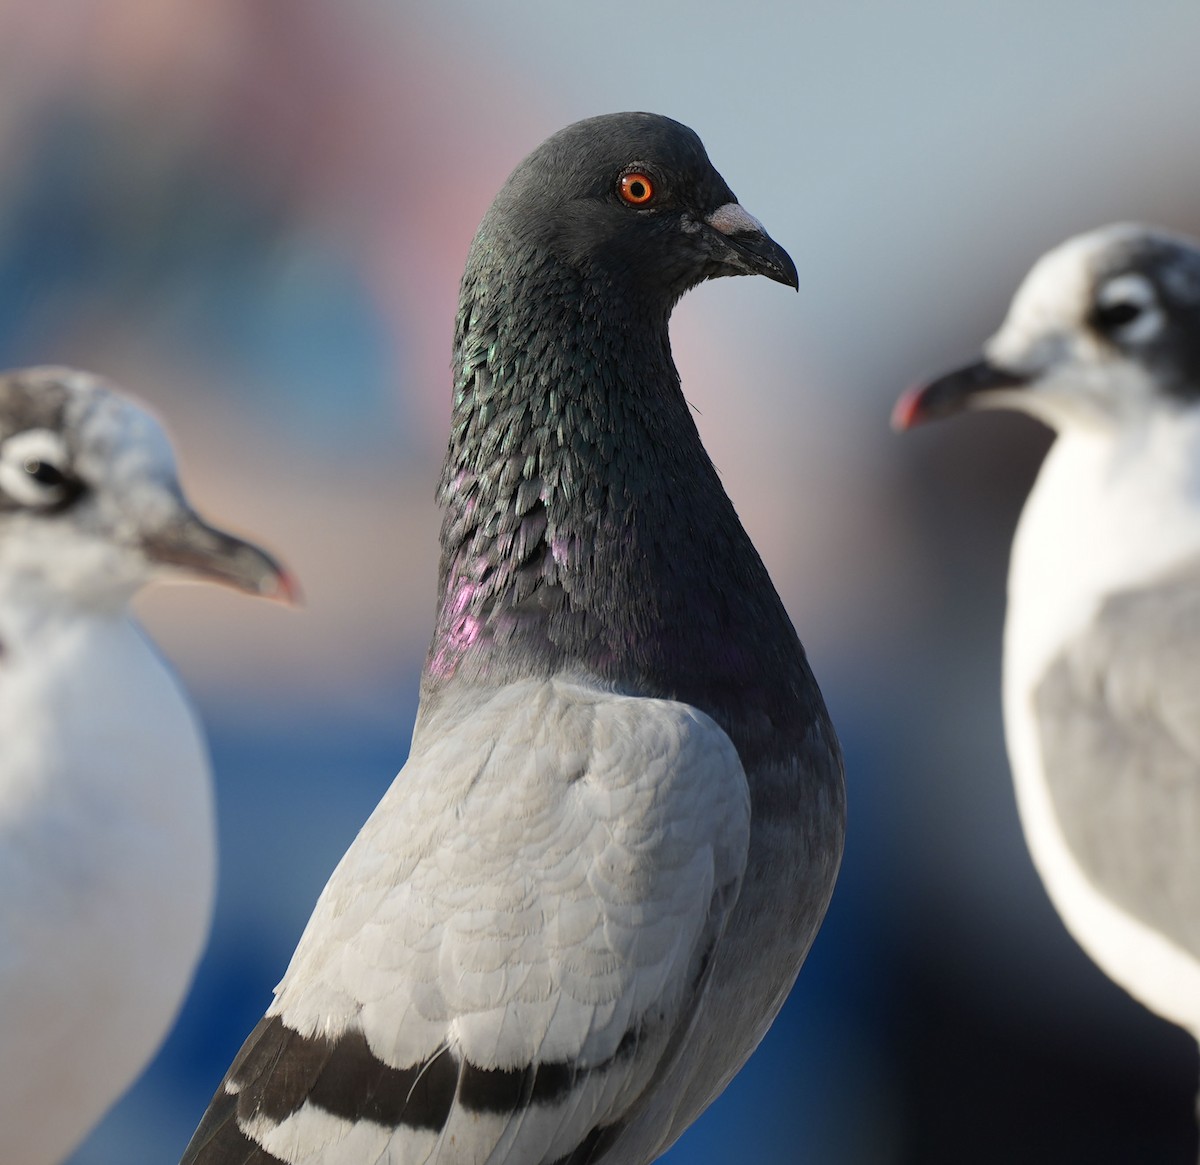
[0,2,1196,1162]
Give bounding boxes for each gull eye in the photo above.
[1092,300,1143,332]
[1090,272,1163,343]
[23,457,67,488]
[0,428,79,509]
[618,171,655,206]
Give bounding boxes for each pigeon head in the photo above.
[432,114,806,703]
[894,224,1200,433]
[0,367,296,611]
[473,112,797,308]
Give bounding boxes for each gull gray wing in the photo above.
[1035,558,1200,958]
[181,677,749,1165]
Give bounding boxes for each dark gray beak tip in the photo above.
[892,358,1029,431]
[703,204,798,289]
[736,232,799,289]
[775,246,800,291]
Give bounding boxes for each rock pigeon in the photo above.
[894,224,1200,1081]
[180,112,845,1165]
[0,366,295,1165]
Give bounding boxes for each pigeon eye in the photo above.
[618,172,655,206]
[23,457,67,487]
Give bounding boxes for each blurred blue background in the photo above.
[0,1,1191,1160]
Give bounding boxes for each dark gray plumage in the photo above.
[181,112,844,1165]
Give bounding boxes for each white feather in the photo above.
[0,605,214,1165]
[1006,412,1200,1033]
[0,366,284,1164]
[974,225,1200,1035]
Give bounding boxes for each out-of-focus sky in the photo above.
[0,1,1191,1161]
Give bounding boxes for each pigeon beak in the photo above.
[892,358,1031,430]
[141,512,300,605]
[704,202,799,289]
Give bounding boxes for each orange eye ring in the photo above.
[618,172,655,206]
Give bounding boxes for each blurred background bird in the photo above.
[895,223,1200,1145]
[0,366,293,1165]
[1,2,1198,1163]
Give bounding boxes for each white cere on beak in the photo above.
[0,429,71,507]
[1095,272,1165,344]
[705,202,766,237]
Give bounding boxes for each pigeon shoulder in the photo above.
[189,678,749,1164]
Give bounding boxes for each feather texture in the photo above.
[182,112,843,1165]
[185,680,748,1165]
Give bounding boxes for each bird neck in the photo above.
[423,248,809,734]
[1007,413,1200,689]
[0,556,138,631]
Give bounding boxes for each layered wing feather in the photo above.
[1035,558,1200,959]
[182,677,748,1165]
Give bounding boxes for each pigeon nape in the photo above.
[0,365,294,1165]
[179,112,844,1165]
[896,223,1200,1134]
